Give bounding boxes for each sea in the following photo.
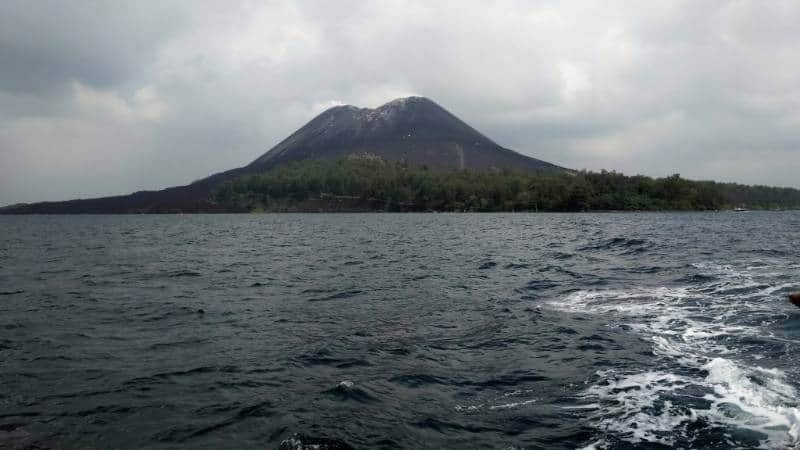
[0,212,798,449]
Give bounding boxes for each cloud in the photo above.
[72,82,167,122]
[0,1,187,94]
[2,0,800,204]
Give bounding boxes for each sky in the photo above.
[2,0,800,205]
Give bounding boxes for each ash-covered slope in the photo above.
[249,96,561,172]
[1,96,566,214]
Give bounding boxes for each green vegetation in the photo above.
[214,157,800,212]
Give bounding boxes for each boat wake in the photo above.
[547,262,800,449]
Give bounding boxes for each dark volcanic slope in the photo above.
[249,96,562,173]
[1,96,565,213]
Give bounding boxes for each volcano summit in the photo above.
[1,97,565,214]
[248,96,562,173]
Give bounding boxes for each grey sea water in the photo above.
[0,213,798,449]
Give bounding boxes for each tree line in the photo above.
[214,157,800,212]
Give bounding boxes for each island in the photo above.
[2,96,799,214]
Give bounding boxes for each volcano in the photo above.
[1,96,566,213]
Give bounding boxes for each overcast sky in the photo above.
[2,0,800,205]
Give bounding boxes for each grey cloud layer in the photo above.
[0,1,186,93]
[1,0,799,205]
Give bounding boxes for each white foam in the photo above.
[560,403,600,410]
[578,439,606,450]
[703,358,800,444]
[582,370,698,446]
[454,390,538,413]
[502,389,535,397]
[548,261,800,448]
[489,399,537,410]
[585,366,800,448]
[547,286,692,316]
[454,404,483,413]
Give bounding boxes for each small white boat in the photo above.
[733,207,748,212]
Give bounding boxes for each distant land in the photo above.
[2,96,799,213]
[215,157,800,212]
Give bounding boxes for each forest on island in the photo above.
[214,157,800,212]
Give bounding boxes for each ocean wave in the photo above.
[578,237,652,254]
[322,380,378,403]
